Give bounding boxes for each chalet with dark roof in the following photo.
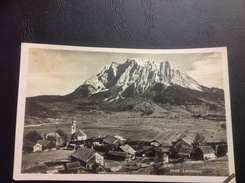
[70,147,104,169]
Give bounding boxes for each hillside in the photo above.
[25,59,225,117]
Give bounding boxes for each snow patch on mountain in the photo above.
[81,58,203,97]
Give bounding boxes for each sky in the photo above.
[26,47,224,97]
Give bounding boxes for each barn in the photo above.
[195,146,217,161]
[22,141,42,153]
[70,147,104,169]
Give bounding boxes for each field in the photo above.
[21,149,74,169]
[24,109,227,143]
[163,156,229,176]
[101,156,229,176]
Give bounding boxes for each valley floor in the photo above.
[23,110,227,143]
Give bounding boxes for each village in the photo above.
[22,117,228,175]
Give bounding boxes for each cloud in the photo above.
[186,52,223,88]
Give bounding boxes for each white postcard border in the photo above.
[13,43,235,182]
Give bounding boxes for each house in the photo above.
[215,144,228,157]
[124,140,153,157]
[178,144,193,158]
[37,140,55,150]
[70,147,104,169]
[173,138,192,152]
[195,146,217,161]
[22,141,42,153]
[103,135,122,148]
[207,140,227,152]
[119,144,136,159]
[154,147,170,163]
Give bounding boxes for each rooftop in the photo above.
[119,144,136,154]
[36,140,51,147]
[76,129,87,136]
[103,135,119,145]
[198,146,215,154]
[71,147,100,162]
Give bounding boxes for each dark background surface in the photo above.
[0,0,245,182]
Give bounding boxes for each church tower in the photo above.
[71,117,76,135]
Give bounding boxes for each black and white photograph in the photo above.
[13,43,235,182]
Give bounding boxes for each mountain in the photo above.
[26,58,225,116]
[70,59,204,100]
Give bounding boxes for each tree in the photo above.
[24,130,42,142]
[193,133,205,147]
[56,129,68,142]
[91,163,100,173]
[47,135,56,142]
[151,158,165,175]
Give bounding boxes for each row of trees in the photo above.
[24,129,69,144]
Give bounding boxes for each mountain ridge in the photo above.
[25,59,225,117]
[72,58,204,100]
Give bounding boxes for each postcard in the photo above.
[13,43,235,182]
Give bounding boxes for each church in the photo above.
[71,117,87,141]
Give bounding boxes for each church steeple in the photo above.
[71,117,76,135]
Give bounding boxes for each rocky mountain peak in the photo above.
[78,58,203,98]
